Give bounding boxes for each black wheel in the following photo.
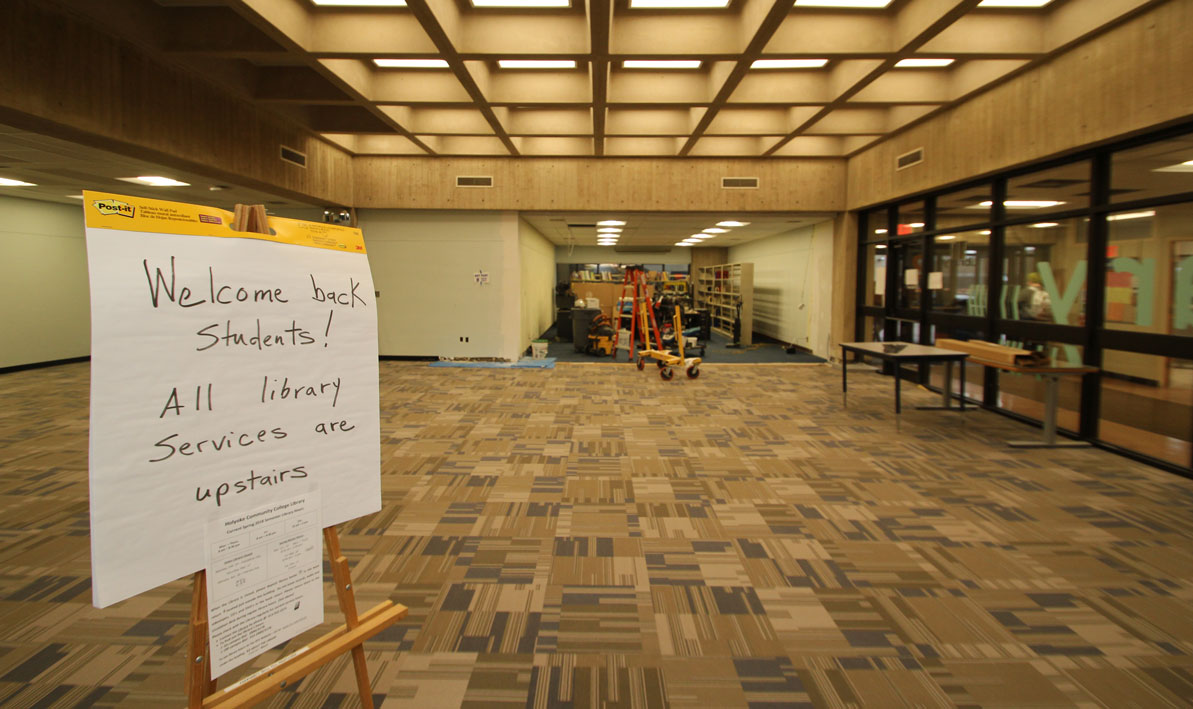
[660,367,674,381]
[686,365,700,379]
[636,357,645,370]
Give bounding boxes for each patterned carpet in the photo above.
[2,361,1193,708]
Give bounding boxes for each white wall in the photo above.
[555,245,693,265]
[728,220,835,358]
[519,218,556,350]
[359,210,522,360]
[0,195,90,368]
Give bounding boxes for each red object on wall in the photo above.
[1107,245,1119,258]
[897,224,912,236]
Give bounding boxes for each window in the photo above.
[1002,218,1087,325]
[863,207,889,242]
[896,201,926,235]
[930,229,990,314]
[1005,161,1091,216]
[863,243,887,307]
[1111,135,1193,203]
[1100,351,1192,467]
[937,183,993,230]
[1105,203,1193,335]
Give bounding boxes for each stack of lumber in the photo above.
[935,338,1049,367]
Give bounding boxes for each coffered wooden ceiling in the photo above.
[53,0,1154,159]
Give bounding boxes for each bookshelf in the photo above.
[695,263,754,346]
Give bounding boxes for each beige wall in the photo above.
[0,196,90,368]
[846,0,1193,210]
[519,218,557,351]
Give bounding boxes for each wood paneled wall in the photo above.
[846,0,1193,210]
[688,247,730,276]
[0,0,354,207]
[353,157,845,211]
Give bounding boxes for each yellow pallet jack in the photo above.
[635,304,702,380]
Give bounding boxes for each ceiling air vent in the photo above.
[896,147,924,171]
[721,176,759,189]
[456,176,494,187]
[280,145,307,168]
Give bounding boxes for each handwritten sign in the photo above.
[206,492,322,678]
[84,191,380,608]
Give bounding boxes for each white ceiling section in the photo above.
[43,0,1146,160]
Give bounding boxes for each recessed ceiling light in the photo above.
[66,194,84,199]
[716,220,749,227]
[0,177,36,187]
[675,242,693,246]
[1107,210,1155,221]
[793,0,892,7]
[623,60,702,69]
[311,0,407,5]
[1152,160,1193,173]
[703,227,728,233]
[118,176,190,187]
[597,227,622,233]
[689,233,713,239]
[630,0,730,7]
[1030,222,1060,228]
[908,222,924,228]
[965,249,978,255]
[374,58,449,68]
[874,228,888,234]
[498,60,578,69]
[937,235,956,240]
[895,58,955,68]
[750,59,828,69]
[875,244,887,249]
[980,230,992,235]
[978,0,1053,7]
[976,200,1065,209]
[597,220,626,226]
[472,0,570,6]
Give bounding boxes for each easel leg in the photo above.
[324,527,374,709]
[187,571,216,708]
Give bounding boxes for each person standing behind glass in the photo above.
[1018,272,1053,321]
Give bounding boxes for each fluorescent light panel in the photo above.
[750,59,828,69]
[0,177,36,187]
[716,221,749,227]
[793,0,892,7]
[597,220,626,226]
[623,60,702,69]
[936,235,956,240]
[895,58,955,68]
[702,227,728,234]
[311,0,407,5]
[374,58,448,68]
[977,200,1065,208]
[118,176,190,187]
[472,0,570,6]
[978,0,1053,7]
[630,0,730,8]
[498,59,577,69]
[1030,222,1060,228]
[1107,210,1155,221]
[597,227,622,233]
[874,228,887,234]
[675,242,693,246]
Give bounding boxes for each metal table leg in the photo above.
[1008,374,1090,448]
[916,359,967,412]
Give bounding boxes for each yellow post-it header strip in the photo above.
[82,191,366,254]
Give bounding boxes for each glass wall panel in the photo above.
[1002,218,1087,325]
[1111,135,1193,203]
[937,183,992,230]
[930,229,991,315]
[863,243,887,307]
[896,201,926,235]
[1105,203,1193,337]
[888,239,923,312]
[1100,351,1192,467]
[929,323,987,402]
[864,207,890,242]
[862,315,884,342]
[1006,160,1091,215]
[996,342,1085,432]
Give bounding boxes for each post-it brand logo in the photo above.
[93,199,135,218]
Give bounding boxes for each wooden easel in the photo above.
[185,204,406,708]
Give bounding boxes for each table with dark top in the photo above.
[840,341,970,415]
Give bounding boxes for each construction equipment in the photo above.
[636,305,702,380]
[585,313,616,356]
[612,266,663,361]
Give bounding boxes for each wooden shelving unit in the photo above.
[695,263,754,346]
